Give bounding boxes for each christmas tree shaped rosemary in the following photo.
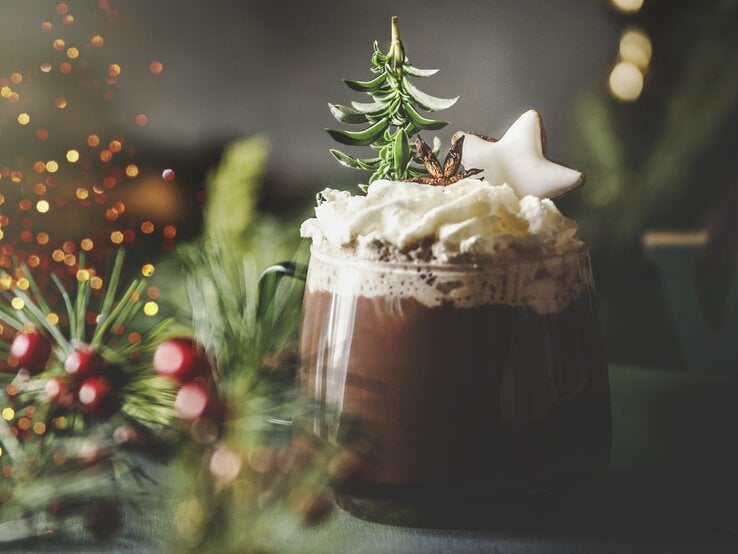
[327,16,458,189]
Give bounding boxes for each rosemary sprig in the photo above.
[327,16,458,190]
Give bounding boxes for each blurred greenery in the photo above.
[204,135,271,250]
[564,0,738,369]
[155,135,352,553]
[571,0,738,254]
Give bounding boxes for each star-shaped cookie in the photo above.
[456,110,584,199]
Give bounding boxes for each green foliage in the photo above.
[177,230,305,394]
[327,16,458,188]
[158,132,349,551]
[571,2,738,255]
[172,232,352,552]
[0,250,176,432]
[204,135,270,249]
[0,250,177,544]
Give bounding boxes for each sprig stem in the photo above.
[390,16,404,74]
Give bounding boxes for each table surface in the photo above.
[12,366,738,553]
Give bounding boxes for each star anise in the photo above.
[404,135,482,186]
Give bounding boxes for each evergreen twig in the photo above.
[327,16,458,189]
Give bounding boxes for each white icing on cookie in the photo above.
[457,110,584,199]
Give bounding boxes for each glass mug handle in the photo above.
[256,261,308,431]
[257,261,308,320]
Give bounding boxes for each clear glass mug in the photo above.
[296,244,611,522]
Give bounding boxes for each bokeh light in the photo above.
[610,0,644,13]
[609,60,644,102]
[619,28,652,70]
[0,1,185,298]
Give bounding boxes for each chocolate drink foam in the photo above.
[305,245,588,315]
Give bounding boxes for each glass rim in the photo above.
[309,243,590,273]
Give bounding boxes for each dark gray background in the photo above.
[0,0,619,192]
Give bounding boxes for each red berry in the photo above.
[64,344,103,380]
[175,382,224,423]
[10,332,52,374]
[153,338,210,382]
[174,382,210,421]
[44,377,67,402]
[78,376,119,418]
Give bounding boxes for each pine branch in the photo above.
[0,249,177,433]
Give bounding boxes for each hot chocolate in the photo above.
[299,246,610,508]
[299,174,611,521]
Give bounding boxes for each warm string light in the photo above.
[610,0,644,14]
[608,21,652,102]
[0,1,181,282]
[0,4,186,402]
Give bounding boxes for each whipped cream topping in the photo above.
[300,178,579,263]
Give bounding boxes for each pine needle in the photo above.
[51,272,77,339]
